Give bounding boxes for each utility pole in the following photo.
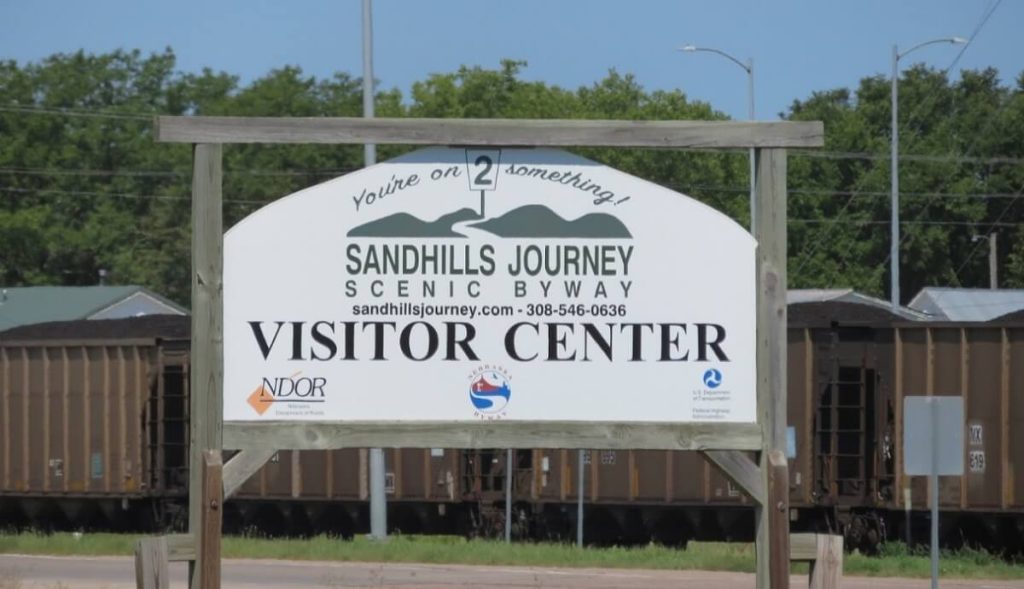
[989,233,998,289]
[974,233,998,289]
[890,44,900,311]
[363,0,387,541]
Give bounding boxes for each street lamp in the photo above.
[680,45,755,230]
[890,36,967,311]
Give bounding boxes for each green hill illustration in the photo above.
[347,208,480,237]
[469,205,631,238]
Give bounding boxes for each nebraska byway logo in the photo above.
[468,366,512,420]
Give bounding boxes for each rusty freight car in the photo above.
[459,292,1024,551]
[783,294,1024,551]
[0,316,467,536]
[228,447,463,536]
[2,297,1023,552]
[0,315,189,529]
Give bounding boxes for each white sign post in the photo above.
[224,148,756,427]
[904,396,965,589]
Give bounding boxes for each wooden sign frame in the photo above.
[150,115,824,589]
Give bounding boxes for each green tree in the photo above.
[1,49,1021,307]
[785,65,1024,299]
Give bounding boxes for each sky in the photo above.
[0,0,1021,121]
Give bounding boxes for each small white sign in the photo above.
[903,396,964,476]
[465,149,501,191]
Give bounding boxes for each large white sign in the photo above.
[224,148,755,423]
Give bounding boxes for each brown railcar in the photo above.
[0,316,189,528]
[2,307,1023,550]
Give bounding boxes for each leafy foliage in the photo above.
[1,49,1022,304]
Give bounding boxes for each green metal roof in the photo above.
[0,286,185,332]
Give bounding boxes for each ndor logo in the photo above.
[468,367,512,417]
[702,368,723,389]
[247,372,327,416]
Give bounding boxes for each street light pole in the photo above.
[889,36,967,311]
[746,58,755,231]
[363,0,388,542]
[680,45,755,231]
[362,0,376,168]
[891,44,900,312]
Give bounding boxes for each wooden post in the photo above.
[790,533,843,589]
[199,450,223,589]
[134,537,169,589]
[189,143,224,589]
[755,147,790,589]
[768,451,791,589]
[809,534,843,589]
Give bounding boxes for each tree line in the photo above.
[0,49,1022,305]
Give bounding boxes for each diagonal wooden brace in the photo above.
[222,448,276,499]
[703,450,766,505]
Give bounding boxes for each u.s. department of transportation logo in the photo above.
[702,368,723,389]
[468,365,512,420]
[692,367,732,421]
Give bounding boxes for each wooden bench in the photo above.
[790,533,843,589]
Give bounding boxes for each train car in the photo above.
[459,292,1024,551]
[784,293,1024,552]
[2,299,1023,553]
[0,316,464,536]
[0,315,189,530]
[229,447,463,537]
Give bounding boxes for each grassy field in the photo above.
[0,532,1021,579]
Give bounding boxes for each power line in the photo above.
[0,168,182,178]
[951,0,1004,74]
[952,179,1024,279]
[792,0,1005,279]
[5,184,1016,228]
[790,218,1020,228]
[0,167,358,178]
[0,185,263,205]
[4,179,1020,205]
[0,105,151,121]
[0,150,1020,181]
[792,150,1024,166]
[799,0,1010,288]
[674,184,1024,200]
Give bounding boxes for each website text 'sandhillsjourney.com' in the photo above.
[352,301,515,320]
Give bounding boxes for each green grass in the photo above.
[0,532,1021,579]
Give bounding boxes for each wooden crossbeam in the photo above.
[222,421,763,452]
[154,116,824,148]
